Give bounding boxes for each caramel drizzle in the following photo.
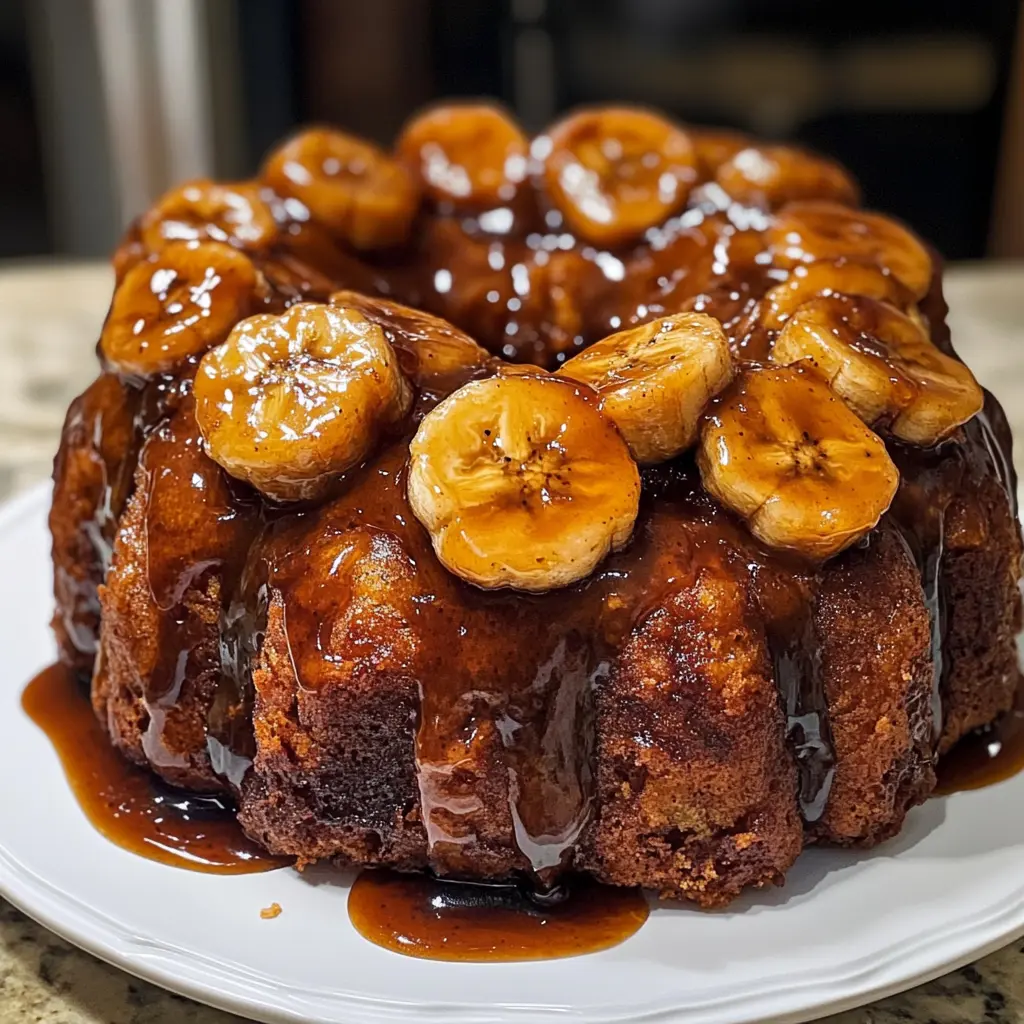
[766,597,835,821]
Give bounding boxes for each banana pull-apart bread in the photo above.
[51,102,1021,906]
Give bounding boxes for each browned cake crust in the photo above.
[239,593,428,872]
[938,467,1022,752]
[580,568,803,905]
[50,104,1024,908]
[811,526,935,846]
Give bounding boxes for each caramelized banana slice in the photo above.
[195,302,412,501]
[330,289,491,389]
[556,313,733,463]
[715,146,858,208]
[769,200,933,299]
[100,241,258,376]
[771,294,983,445]
[263,128,419,250]
[396,103,529,206]
[542,107,697,247]
[407,374,640,591]
[698,365,898,560]
[140,179,278,252]
[761,259,913,330]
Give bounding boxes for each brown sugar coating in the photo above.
[51,100,1023,907]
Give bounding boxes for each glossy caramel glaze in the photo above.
[49,107,1024,911]
[22,663,289,873]
[50,372,187,676]
[935,681,1024,794]
[348,870,648,961]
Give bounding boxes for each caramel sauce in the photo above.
[348,871,648,961]
[21,663,289,874]
[137,396,262,781]
[935,684,1024,795]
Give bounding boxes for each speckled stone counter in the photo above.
[1,260,1024,1024]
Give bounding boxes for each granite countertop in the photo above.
[2,260,1024,1024]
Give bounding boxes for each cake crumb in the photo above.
[260,902,282,920]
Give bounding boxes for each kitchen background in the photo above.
[0,0,1021,264]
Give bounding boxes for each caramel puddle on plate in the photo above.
[935,680,1024,795]
[348,870,649,961]
[22,663,290,874]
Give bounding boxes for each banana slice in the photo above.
[396,103,529,206]
[140,179,278,252]
[100,240,259,377]
[768,200,933,299]
[407,373,640,591]
[698,365,899,560]
[262,128,419,250]
[541,107,697,247]
[715,146,858,208]
[770,294,983,445]
[556,313,733,463]
[194,302,412,502]
[330,289,492,391]
[761,259,913,331]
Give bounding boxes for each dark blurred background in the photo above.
[2,0,1022,261]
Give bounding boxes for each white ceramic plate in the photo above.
[3,482,1024,1024]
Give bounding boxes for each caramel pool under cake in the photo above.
[48,102,1022,913]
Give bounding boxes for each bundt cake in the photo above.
[50,101,1022,907]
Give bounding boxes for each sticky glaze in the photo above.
[21,663,288,873]
[935,682,1024,794]
[347,870,648,961]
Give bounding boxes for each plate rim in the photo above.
[4,479,1024,1024]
